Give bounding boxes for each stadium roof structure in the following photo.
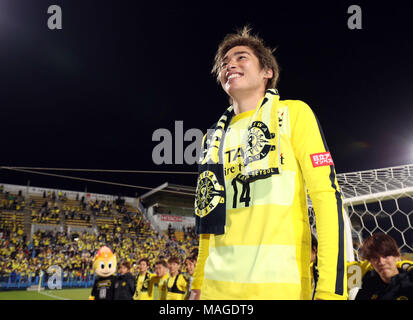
[139,182,195,208]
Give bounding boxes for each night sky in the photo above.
[0,1,412,197]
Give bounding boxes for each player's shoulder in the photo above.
[279,99,311,110]
[398,260,413,272]
[279,99,314,119]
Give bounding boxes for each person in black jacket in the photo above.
[356,233,413,300]
[114,260,136,300]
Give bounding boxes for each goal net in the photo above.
[308,163,413,298]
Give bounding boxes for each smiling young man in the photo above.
[354,233,413,300]
[166,256,189,300]
[191,27,348,300]
[148,260,169,300]
[133,258,153,300]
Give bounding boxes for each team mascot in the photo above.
[89,246,117,300]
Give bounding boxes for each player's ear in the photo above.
[263,67,273,80]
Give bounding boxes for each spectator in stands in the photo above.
[1,192,199,290]
[355,233,413,300]
[114,260,136,300]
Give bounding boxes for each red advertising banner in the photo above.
[160,215,183,222]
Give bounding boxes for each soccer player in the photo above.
[184,255,197,299]
[354,233,413,300]
[166,256,188,300]
[148,260,169,300]
[191,26,347,300]
[133,258,153,300]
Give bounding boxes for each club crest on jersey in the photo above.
[195,170,224,218]
[310,152,334,167]
[244,121,276,165]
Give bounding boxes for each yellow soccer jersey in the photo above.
[166,273,188,300]
[193,99,347,300]
[148,274,169,300]
[133,271,153,300]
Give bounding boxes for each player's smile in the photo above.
[226,71,244,84]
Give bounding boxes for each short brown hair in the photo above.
[212,25,280,90]
[155,260,168,268]
[184,256,197,264]
[167,256,181,265]
[119,260,131,270]
[138,258,149,266]
[361,233,401,261]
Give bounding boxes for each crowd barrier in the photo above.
[0,273,95,290]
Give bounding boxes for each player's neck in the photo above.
[170,270,179,277]
[231,89,265,115]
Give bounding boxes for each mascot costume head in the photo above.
[93,246,117,277]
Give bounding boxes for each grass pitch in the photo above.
[0,288,91,300]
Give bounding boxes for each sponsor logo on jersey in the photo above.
[195,171,224,218]
[310,152,334,168]
[278,111,284,127]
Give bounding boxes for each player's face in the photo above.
[118,265,128,275]
[168,262,180,274]
[185,260,195,275]
[219,46,273,98]
[369,255,399,283]
[138,261,148,273]
[155,264,167,277]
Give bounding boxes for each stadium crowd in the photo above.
[0,228,198,283]
[0,191,199,293]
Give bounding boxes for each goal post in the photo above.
[338,163,413,257]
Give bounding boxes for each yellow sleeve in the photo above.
[289,100,347,300]
[191,234,210,290]
[177,273,189,292]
